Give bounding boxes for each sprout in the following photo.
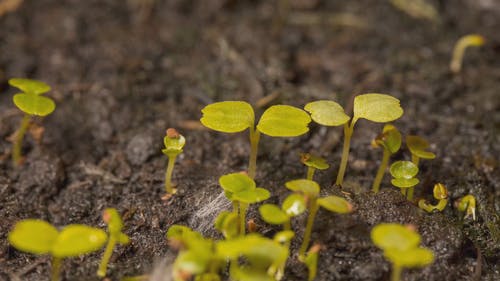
[406,135,435,201]
[455,194,477,221]
[450,34,485,74]
[8,78,56,166]
[8,219,107,281]
[390,161,419,201]
[300,153,329,180]
[162,128,186,198]
[219,173,270,235]
[304,244,321,281]
[305,94,403,186]
[97,208,130,277]
[371,223,434,281]
[201,102,311,179]
[285,179,353,258]
[418,183,449,213]
[371,124,402,193]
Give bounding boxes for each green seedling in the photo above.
[304,244,321,281]
[215,211,239,239]
[371,124,402,193]
[8,219,107,281]
[162,128,186,197]
[371,223,434,281]
[219,173,270,235]
[8,78,56,166]
[450,34,485,73]
[406,135,435,200]
[455,194,477,221]
[285,179,353,258]
[300,153,329,180]
[418,183,448,213]
[201,102,311,179]
[389,160,419,201]
[305,94,403,186]
[97,208,130,277]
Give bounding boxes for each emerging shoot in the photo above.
[300,153,329,180]
[455,194,477,221]
[162,128,186,197]
[418,183,449,213]
[371,124,402,193]
[97,208,130,277]
[389,161,419,201]
[406,135,435,200]
[450,34,485,73]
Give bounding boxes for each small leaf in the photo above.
[282,193,306,216]
[273,231,295,244]
[406,135,436,159]
[300,153,329,170]
[259,204,288,225]
[390,161,419,179]
[8,219,59,255]
[285,179,320,197]
[257,105,311,137]
[373,124,401,154]
[13,93,56,116]
[371,223,421,251]
[391,178,420,188]
[219,173,255,194]
[200,101,254,133]
[51,225,107,258]
[174,251,209,276]
[385,247,434,268]
[163,129,186,156]
[317,196,353,214]
[9,78,51,95]
[433,183,448,200]
[232,187,270,204]
[304,100,350,126]
[304,249,319,281]
[167,225,194,240]
[215,211,239,239]
[353,94,403,123]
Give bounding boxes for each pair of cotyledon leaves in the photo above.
[219,173,270,203]
[9,78,56,116]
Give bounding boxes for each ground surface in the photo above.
[0,0,499,280]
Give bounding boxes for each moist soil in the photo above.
[0,0,499,280]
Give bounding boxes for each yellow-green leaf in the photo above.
[371,223,421,251]
[214,211,239,239]
[353,94,403,123]
[273,230,295,244]
[285,179,320,197]
[385,247,434,267]
[259,204,288,225]
[232,187,270,204]
[200,101,254,133]
[390,161,419,179]
[163,129,186,156]
[373,124,402,154]
[51,225,107,258]
[257,105,311,137]
[304,100,350,126]
[406,135,436,159]
[304,250,318,281]
[9,78,51,95]
[13,93,56,116]
[300,153,329,170]
[282,193,306,216]
[219,173,255,194]
[8,219,58,255]
[317,196,353,214]
[391,178,420,188]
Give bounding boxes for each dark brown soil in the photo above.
[0,0,499,280]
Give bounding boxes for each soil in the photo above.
[0,0,499,281]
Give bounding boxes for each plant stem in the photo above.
[51,257,62,281]
[299,199,319,258]
[248,129,261,179]
[97,236,117,277]
[435,199,448,211]
[407,187,414,201]
[12,113,30,167]
[336,123,354,186]
[164,155,177,194]
[407,155,420,201]
[239,202,248,236]
[391,264,402,281]
[306,166,315,181]
[372,149,390,193]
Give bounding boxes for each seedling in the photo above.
[305,94,403,186]
[455,194,477,221]
[97,208,130,277]
[8,219,107,281]
[201,102,311,179]
[300,153,329,180]
[162,128,186,197]
[450,34,485,73]
[418,183,448,213]
[215,211,239,239]
[8,78,56,166]
[304,244,321,281]
[285,179,353,258]
[219,173,270,235]
[389,160,419,201]
[406,135,435,200]
[371,124,402,193]
[371,223,434,281]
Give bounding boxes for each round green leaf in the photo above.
[300,153,329,170]
[200,101,254,133]
[282,193,306,216]
[304,100,350,126]
[257,105,311,137]
[285,179,320,197]
[390,161,419,179]
[232,187,270,204]
[371,223,421,251]
[51,225,107,258]
[406,135,436,159]
[8,219,58,255]
[215,211,239,239]
[13,93,56,116]
[163,134,186,156]
[216,234,288,265]
[273,230,295,244]
[259,204,288,225]
[391,178,420,188]
[9,78,51,95]
[317,196,353,214]
[353,94,403,123]
[385,247,434,268]
[219,173,255,194]
[374,124,402,154]
[174,251,209,275]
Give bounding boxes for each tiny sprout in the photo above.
[201,101,311,179]
[371,124,402,193]
[304,243,321,281]
[371,223,434,281]
[8,219,107,281]
[305,94,403,186]
[97,208,130,277]
[300,153,329,180]
[390,160,419,201]
[406,135,435,201]
[219,173,270,235]
[455,194,477,221]
[450,34,485,73]
[8,78,56,166]
[418,183,449,213]
[162,128,186,197]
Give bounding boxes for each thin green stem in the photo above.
[232,201,239,214]
[408,155,420,201]
[165,155,177,194]
[306,166,315,181]
[299,199,319,258]
[411,155,420,166]
[391,264,402,281]
[372,149,390,193]
[336,122,354,186]
[51,257,62,281]
[248,129,261,179]
[435,199,448,211]
[12,113,31,167]
[97,236,117,277]
[239,202,248,236]
[283,220,292,248]
[407,186,414,201]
